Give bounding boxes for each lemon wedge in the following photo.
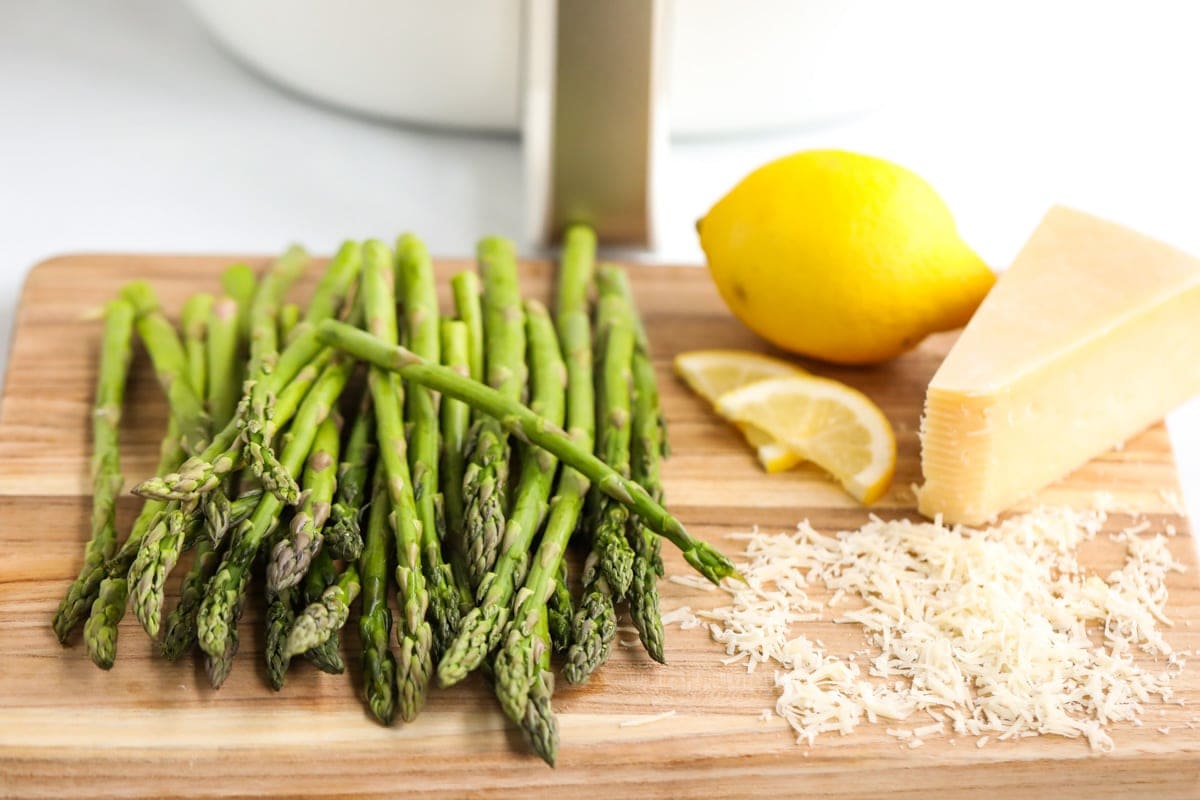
[674,350,806,472]
[715,375,896,504]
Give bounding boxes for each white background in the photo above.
[2,1,1199,528]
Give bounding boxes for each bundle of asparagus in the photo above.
[53,226,739,765]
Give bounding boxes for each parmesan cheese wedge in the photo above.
[919,206,1200,525]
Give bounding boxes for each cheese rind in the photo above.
[919,206,1200,525]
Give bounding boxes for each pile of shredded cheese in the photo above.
[666,507,1189,751]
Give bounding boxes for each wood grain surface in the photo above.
[1,254,1198,800]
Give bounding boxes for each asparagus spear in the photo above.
[132,247,333,506]
[181,294,213,402]
[136,333,335,503]
[84,428,184,669]
[438,299,565,686]
[161,533,220,661]
[199,269,255,543]
[205,293,244,449]
[284,558,361,659]
[266,413,340,593]
[127,292,216,638]
[607,266,667,663]
[243,244,359,500]
[121,282,210,455]
[362,239,432,721]
[438,320,474,611]
[585,289,638,598]
[297,549,346,674]
[563,302,637,683]
[546,564,574,653]
[359,468,396,725]
[397,234,460,656]
[87,489,261,667]
[279,302,302,342]
[316,319,739,586]
[450,270,484,384]
[52,298,136,643]
[219,262,257,345]
[325,389,373,561]
[196,355,351,686]
[246,245,310,378]
[463,237,526,588]
[264,582,297,689]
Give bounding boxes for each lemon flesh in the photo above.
[716,375,896,504]
[698,149,995,365]
[674,350,805,472]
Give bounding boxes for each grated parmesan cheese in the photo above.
[665,507,1187,752]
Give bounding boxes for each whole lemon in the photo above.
[698,149,995,365]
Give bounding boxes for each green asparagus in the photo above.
[438,319,474,611]
[397,234,460,656]
[586,289,638,598]
[266,413,340,593]
[450,270,484,384]
[298,549,346,674]
[358,468,396,725]
[609,265,667,663]
[121,282,210,455]
[284,559,361,659]
[196,354,351,686]
[315,323,738,585]
[438,299,565,687]
[325,390,373,561]
[362,239,432,721]
[52,298,136,644]
[463,237,526,587]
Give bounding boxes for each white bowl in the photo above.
[185,0,935,136]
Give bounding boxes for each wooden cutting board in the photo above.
[1,254,1198,800]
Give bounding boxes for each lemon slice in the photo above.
[715,375,896,504]
[674,350,806,472]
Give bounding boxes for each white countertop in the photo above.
[2,1,1199,527]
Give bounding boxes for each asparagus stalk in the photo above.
[161,534,219,661]
[585,289,638,598]
[438,299,565,686]
[181,294,213,403]
[284,559,361,659]
[608,265,667,663]
[359,468,396,725]
[298,549,346,674]
[279,302,302,342]
[219,262,257,345]
[397,234,460,655]
[546,563,574,653]
[243,243,358,500]
[264,582,297,689]
[52,298,136,643]
[120,282,210,455]
[196,355,351,686]
[83,429,184,669]
[246,245,310,377]
[362,239,432,721]
[127,292,217,638]
[205,293,244,445]
[316,319,739,586]
[438,320,474,610]
[266,413,340,593]
[199,271,254,543]
[325,389,373,561]
[463,237,526,587]
[136,335,334,503]
[563,299,637,683]
[450,270,484,384]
